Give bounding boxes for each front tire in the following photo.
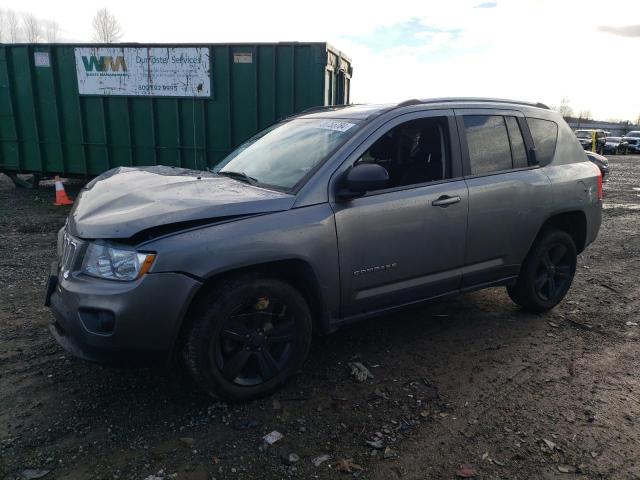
[183,276,312,401]
[507,229,577,312]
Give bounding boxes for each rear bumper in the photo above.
[47,267,201,364]
[584,201,602,250]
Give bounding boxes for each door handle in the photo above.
[432,195,461,207]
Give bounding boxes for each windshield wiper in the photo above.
[217,170,258,185]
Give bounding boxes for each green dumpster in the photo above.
[0,42,352,177]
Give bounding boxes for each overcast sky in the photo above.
[2,0,639,121]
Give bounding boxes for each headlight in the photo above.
[81,241,155,281]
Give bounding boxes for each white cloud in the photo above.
[2,0,639,120]
[335,0,640,120]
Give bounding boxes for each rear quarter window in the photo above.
[527,118,558,166]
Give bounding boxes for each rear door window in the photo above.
[527,118,558,166]
[463,115,512,175]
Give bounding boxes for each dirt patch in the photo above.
[1,156,639,480]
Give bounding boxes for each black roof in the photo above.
[410,97,549,109]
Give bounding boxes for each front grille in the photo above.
[59,231,83,273]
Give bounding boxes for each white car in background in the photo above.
[622,131,640,153]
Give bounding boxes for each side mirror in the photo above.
[337,163,389,200]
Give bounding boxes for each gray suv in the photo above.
[46,98,603,400]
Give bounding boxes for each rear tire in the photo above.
[183,275,312,401]
[507,229,577,312]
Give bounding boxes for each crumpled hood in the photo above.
[67,166,295,239]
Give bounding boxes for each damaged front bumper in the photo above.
[46,262,201,364]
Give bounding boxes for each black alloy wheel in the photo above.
[214,296,296,386]
[507,229,577,312]
[183,276,312,401]
[533,243,573,302]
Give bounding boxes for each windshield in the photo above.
[214,118,360,190]
[626,131,640,138]
[575,131,592,139]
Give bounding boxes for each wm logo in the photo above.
[81,56,127,72]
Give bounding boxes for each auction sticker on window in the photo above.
[314,120,355,132]
[74,47,211,97]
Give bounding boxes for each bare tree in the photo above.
[92,8,122,43]
[6,10,20,42]
[44,20,60,42]
[578,110,592,120]
[555,97,574,118]
[22,13,41,43]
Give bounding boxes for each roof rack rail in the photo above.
[396,99,423,107]
[299,104,350,114]
[397,97,550,110]
[279,104,350,122]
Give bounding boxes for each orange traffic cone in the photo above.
[54,176,73,206]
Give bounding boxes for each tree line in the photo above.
[553,96,640,126]
[0,7,121,43]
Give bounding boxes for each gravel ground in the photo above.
[1,155,639,480]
